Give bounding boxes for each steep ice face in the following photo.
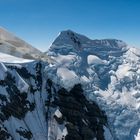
[0,62,7,80]
[0,57,110,140]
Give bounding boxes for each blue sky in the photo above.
[0,0,140,51]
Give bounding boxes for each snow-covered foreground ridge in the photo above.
[0,61,110,140]
[0,29,140,140]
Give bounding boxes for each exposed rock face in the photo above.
[52,84,108,140]
[0,61,109,140]
[0,125,13,140]
[45,80,108,140]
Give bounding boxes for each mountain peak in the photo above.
[52,29,90,47]
[49,30,127,55]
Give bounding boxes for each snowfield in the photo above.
[0,52,34,63]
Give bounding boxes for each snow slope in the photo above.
[0,52,34,63]
[0,27,42,59]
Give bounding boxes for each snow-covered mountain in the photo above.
[47,30,140,140]
[0,52,110,140]
[0,29,140,140]
[0,27,42,59]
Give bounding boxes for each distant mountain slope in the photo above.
[0,27,42,59]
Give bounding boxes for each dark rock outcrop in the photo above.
[0,62,109,140]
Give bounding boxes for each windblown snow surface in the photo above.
[0,30,140,140]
